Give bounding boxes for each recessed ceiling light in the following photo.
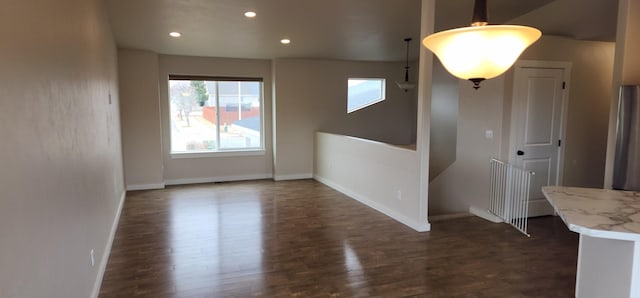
[169,32,182,37]
[280,38,291,44]
[244,11,256,18]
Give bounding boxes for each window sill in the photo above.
[170,149,266,159]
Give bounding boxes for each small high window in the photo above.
[168,76,263,155]
[347,78,386,113]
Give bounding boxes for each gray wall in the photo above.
[605,0,640,187]
[429,60,458,181]
[158,55,274,184]
[118,49,164,189]
[428,76,506,215]
[0,0,124,297]
[519,36,615,188]
[117,54,418,185]
[428,35,615,215]
[118,53,274,186]
[273,58,417,179]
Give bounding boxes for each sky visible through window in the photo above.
[347,78,386,113]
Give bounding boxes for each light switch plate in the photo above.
[485,129,494,140]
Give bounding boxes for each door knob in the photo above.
[517,150,525,156]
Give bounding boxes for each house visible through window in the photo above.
[168,76,263,155]
[347,78,386,113]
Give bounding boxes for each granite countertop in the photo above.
[542,186,640,241]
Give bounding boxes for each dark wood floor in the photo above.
[99,179,578,297]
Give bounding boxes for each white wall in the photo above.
[315,133,429,231]
[158,55,274,184]
[428,35,614,215]
[118,49,164,190]
[0,0,124,297]
[273,58,417,180]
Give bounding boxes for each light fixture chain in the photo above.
[404,38,411,82]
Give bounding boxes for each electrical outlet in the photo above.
[90,249,95,267]
[397,190,402,200]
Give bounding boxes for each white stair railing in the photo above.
[489,158,534,236]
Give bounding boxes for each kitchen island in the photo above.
[543,186,640,298]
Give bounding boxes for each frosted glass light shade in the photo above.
[396,81,416,91]
[423,25,541,81]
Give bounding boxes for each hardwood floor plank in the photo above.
[99,179,577,297]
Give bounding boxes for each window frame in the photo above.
[347,78,387,113]
[167,75,265,158]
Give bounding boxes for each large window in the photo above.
[168,76,263,155]
[347,78,386,113]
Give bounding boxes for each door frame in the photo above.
[508,60,572,187]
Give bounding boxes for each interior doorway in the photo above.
[509,60,571,217]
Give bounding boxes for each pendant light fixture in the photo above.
[396,37,416,92]
[422,0,541,89]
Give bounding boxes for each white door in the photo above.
[510,64,567,217]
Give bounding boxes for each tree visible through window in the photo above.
[347,78,386,113]
[168,77,263,154]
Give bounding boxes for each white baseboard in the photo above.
[91,190,126,298]
[164,173,273,186]
[273,173,313,181]
[126,183,165,191]
[469,206,503,223]
[314,175,430,232]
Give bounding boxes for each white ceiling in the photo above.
[105,0,618,62]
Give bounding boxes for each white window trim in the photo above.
[167,76,265,157]
[171,149,266,159]
[347,78,386,113]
